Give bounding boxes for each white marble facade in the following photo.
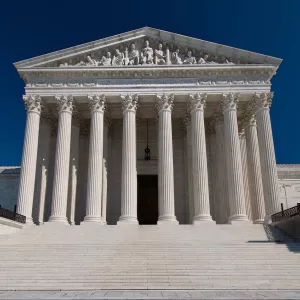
[10,27,287,225]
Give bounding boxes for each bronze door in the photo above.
[137,175,158,225]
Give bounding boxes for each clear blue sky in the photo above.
[0,0,299,165]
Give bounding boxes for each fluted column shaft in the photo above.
[214,118,230,223]
[49,95,73,223]
[68,115,80,225]
[118,94,138,223]
[239,130,252,221]
[17,95,42,224]
[208,133,217,221]
[84,95,106,222]
[255,93,280,218]
[36,115,51,224]
[189,94,213,222]
[222,93,248,222]
[101,120,109,224]
[244,115,265,223]
[156,94,178,223]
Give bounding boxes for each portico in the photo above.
[13,27,282,225]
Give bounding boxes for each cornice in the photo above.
[18,64,276,83]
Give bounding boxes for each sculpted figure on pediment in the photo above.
[100,52,112,66]
[198,54,209,64]
[141,40,154,64]
[171,49,183,64]
[74,61,86,66]
[112,49,124,66]
[127,44,140,65]
[154,43,166,65]
[87,56,99,66]
[183,51,197,64]
[112,49,125,66]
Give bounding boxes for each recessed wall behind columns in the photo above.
[107,118,187,224]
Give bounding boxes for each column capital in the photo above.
[88,95,106,114]
[156,94,174,114]
[212,111,224,128]
[23,95,42,115]
[181,113,190,138]
[121,94,138,113]
[40,112,52,126]
[188,93,207,113]
[221,93,240,112]
[55,95,74,114]
[253,92,273,112]
[238,122,246,139]
[241,111,257,128]
[206,118,216,135]
[79,119,89,137]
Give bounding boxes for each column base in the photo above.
[47,216,69,224]
[193,215,214,223]
[228,214,249,225]
[117,216,138,225]
[157,215,179,225]
[253,219,264,224]
[24,217,34,225]
[83,215,103,223]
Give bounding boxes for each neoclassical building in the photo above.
[13,27,283,225]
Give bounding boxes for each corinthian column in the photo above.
[222,93,248,223]
[49,95,73,223]
[17,95,42,224]
[244,113,265,223]
[118,94,138,224]
[254,92,280,220]
[214,114,230,223]
[84,95,106,222]
[156,94,178,224]
[188,94,213,223]
[68,112,80,225]
[35,113,52,225]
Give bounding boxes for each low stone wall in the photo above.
[0,217,23,235]
[272,215,300,240]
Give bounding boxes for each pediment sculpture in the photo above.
[55,39,246,68]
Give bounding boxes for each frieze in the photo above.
[26,78,272,88]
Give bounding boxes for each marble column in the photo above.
[239,127,253,221]
[101,116,110,224]
[244,113,265,223]
[207,122,217,221]
[156,94,178,224]
[222,93,248,223]
[17,95,42,224]
[189,93,213,223]
[36,114,52,225]
[254,92,280,219]
[68,113,80,225]
[183,114,194,223]
[84,95,106,222]
[49,95,74,223]
[214,115,230,223]
[118,94,138,224]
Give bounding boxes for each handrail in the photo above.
[271,203,300,223]
[0,205,26,224]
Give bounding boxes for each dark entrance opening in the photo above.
[137,175,158,225]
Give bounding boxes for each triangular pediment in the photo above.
[14,27,282,69]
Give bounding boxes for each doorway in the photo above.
[137,175,158,225]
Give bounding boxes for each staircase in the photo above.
[0,224,300,291]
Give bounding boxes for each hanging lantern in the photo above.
[144,119,151,160]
